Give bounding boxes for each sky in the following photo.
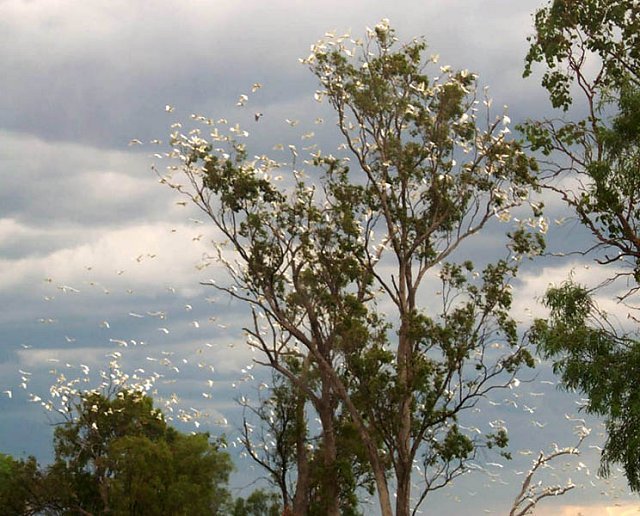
[1,0,639,514]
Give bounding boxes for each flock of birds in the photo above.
[11,258,628,512]
[2,84,637,514]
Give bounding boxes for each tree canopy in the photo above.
[531,281,640,489]
[524,0,640,286]
[0,389,234,515]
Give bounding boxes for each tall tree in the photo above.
[524,0,640,492]
[163,21,543,515]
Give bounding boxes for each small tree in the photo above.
[232,489,282,516]
[48,388,233,514]
[162,21,544,515]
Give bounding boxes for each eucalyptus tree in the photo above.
[523,0,640,287]
[163,21,544,516]
[524,0,640,492]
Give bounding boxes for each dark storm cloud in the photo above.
[0,0,545,149]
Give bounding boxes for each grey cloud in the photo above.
[0,132,182,228]
[1,0,545,149]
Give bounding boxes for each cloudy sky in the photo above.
[1,0,638,513]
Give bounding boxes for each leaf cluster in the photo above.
[525,0,640,110]
[531,281,640,490]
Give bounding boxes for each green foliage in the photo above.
[232,489,282,516]
[524,0,640,110]
[53,390,166,470]
[531,281,640,490]
[105,432,233,515]
[2,390,234,515]
[0,454,36,515]
[525,2,640,491]
[523,0,640,283]
[430,425,474,463]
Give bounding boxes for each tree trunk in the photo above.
[371,451,394,516]
[395,462,412,516]
[292,391,310,516]
[95,459,110,514]
[395,286,414,516]
[315,354,394,516]
[318,382,340,516]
